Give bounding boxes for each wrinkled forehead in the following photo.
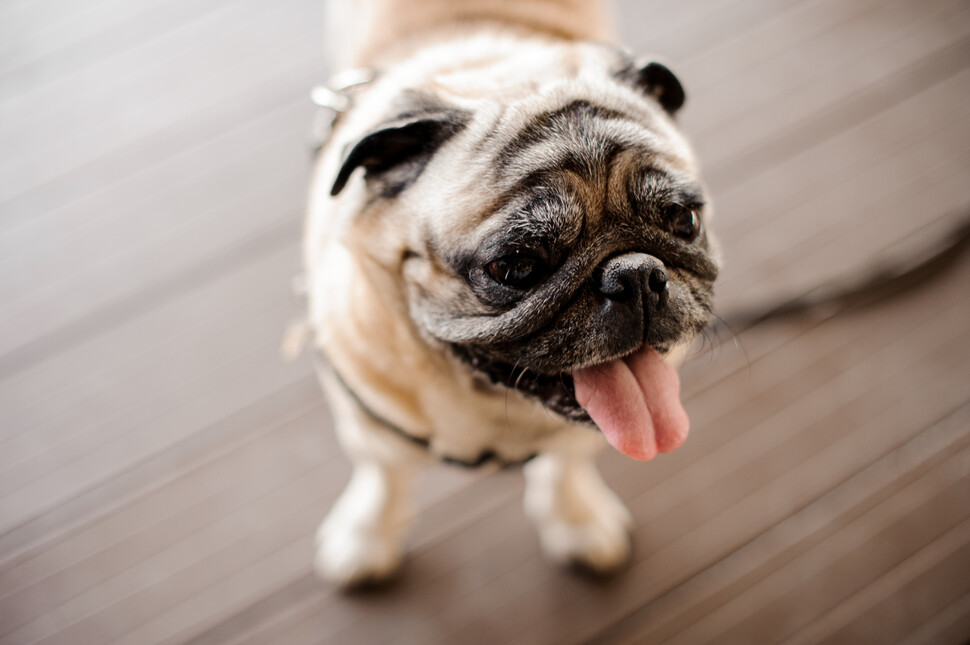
[489,98,694,195]
[421,97,699,244]
[407,45,700,237]
[428,40,695,173]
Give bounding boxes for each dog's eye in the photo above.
[485,252,544,289]
[667,204,701,242]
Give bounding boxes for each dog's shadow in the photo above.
[336,548,631,602]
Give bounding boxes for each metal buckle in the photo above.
[310,68,376,149]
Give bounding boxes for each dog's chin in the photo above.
[451,345,591,421]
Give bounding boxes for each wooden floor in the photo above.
[1,0,969,643]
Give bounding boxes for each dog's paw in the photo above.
[532,501,632,574]
[524,456,634,574]
[313,520,404,588]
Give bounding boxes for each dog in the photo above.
[299,0,718,587]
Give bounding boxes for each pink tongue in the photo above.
[573,346,689,461]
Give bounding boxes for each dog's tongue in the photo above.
[573,346,689,461]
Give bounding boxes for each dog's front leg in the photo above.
[314,458,414,587]
[524,448,634,574]
[313,374,418,587]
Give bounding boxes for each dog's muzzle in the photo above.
[596,252,669,347]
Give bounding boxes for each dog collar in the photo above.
[309,67,377,151]
[313,348,535,469]
[284,291,536,468]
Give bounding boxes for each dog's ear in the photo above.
[623,60,685,115]
[330,101,470,197]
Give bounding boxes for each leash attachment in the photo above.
[310,67,376,151]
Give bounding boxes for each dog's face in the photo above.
[328,44,717,421]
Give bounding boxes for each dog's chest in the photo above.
[397,366,596,465]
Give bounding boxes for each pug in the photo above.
[300,0,718,587]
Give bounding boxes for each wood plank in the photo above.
[0,0,241,100]
[0,0,321,205]
[713,62,970,246]
[0,456,500,644]
[3,468,331,645]
[0,224,297,440]
[0,101,310,342]
[0,246,311,536]
[620,0,812,62]
[898,592,970,645]
[0,78,323,369]
[714,79,970,256]
[1,396,498,645]
[186,468,523,645]
[0,54,320,240]
[662,453,970,644]
[118,468,501,645]
[687,0,970,175]
[0,236,302,448]
[590,406,970,644]
[0,380,323,574]
[0,0,122,49]
[0,166,305,380]
[0,402,336,637]
[714,67,970,310]
[792,522,970,644]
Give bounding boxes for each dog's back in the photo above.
[324,0,615,70]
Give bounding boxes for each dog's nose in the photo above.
[597,253,668,304]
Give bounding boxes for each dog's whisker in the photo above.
[504,383,514,432]
[506,359,523,389]
[710,311,751,374]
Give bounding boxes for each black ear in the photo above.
[330,109,469,197]
[629,60,685,115]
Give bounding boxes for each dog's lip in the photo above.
[452,338,679,426]
[451,343,665,423]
